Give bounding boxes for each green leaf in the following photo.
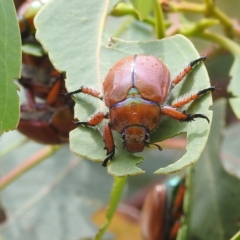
[0,0,21,135]
[22,42,45,57]
[0,130,114,239]
[176,168,194,240]
[230,231,240,240]
[222,121,240,178]
[130,0,155,21]
[35,0,213,176]
[94,176,127,240]
[227,55,240,119]
[190,99,240,240]
[229,98,240,119]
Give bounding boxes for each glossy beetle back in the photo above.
[104,56,135,107]
[134,55,170,103]
[103,55,171,107]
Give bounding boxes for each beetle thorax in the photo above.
[109,87,161,152]
[109,88,161,130]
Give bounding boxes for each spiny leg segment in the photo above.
[162,56,214,123]
[161,106,211,123]
[171,87,215,108]
[67,87,114,167]
[65,86,103,100]
[74,112,107,126]
[171,56,206,89]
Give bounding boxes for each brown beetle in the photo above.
[67,55,214,166]
[141,176,186,240]
[17,54,75,144]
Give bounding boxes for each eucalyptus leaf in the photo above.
[35,0,213,176]
[229,98,240,119]
[221,122,240,179]
[0,0,21,135]
[190,99,240,240]
[94,176,127,240]
[230,231,240,240]
[22,42,45,57]
[130,0,155,21]
[228,55,240,119]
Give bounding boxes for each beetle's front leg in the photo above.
[75,113,114,166]
[102,123,115,167]
[161,106,210,123]
[65,86,103,100]
[75,112,107,127]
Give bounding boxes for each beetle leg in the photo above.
[171,86,215,108]
[102,123,115,167]
[75,112,107,127]
[75,113,114,166]
[65,86,103,100]
[47,79,61,104]
[171,56,206,89]
[145,142,162,151]
[169,221,181,240]
[161,106,210,123]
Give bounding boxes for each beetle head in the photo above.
[122,126,149,152]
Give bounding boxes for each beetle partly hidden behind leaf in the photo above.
[66,55,214,167]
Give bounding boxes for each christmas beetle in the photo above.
[18,105,75,144]
[67,55,214,166]
[140,176,186,240]
[17,53,75,144]
[19,54,68,108]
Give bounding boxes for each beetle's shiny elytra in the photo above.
[140,176,186,240]
[17,54,75,144]
[66,55,214,166]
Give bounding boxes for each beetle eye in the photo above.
[122,133,125,140]
[145,133,150,141]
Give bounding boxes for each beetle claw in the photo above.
[184,113,209,123]
[102,152,115,167]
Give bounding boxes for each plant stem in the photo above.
[198,31,240,55]
[111,2,155,26]
[179,18,219,37]
[202,0,234,36]
[0,145,61,191]
[112,16,134,38]
[94,176,128,240]
[202,0,214,10]
[165,1,205,13]
[154,0,165,39]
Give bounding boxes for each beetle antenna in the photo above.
[145,142,162,151]
[151,143,162,151]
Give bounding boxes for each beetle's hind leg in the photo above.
[65,86,103,100]
[161,106,210,123]
[162,86,214,123]
[171,56,206,90]
[171,87,215,108]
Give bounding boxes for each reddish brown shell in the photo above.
[141,184,166,240]
[17,106,75,144]
[103,55,171,107]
